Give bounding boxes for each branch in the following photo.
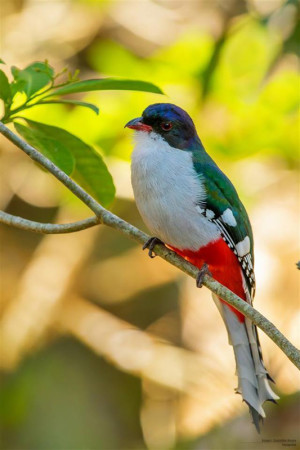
[0,210,100,234]
[1,120,299,370]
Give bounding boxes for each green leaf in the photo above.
[46,78,164,97]
[37,99,99,115]
[10,76,26,98]
[11,62,54,98]
[14,122,75,176]
[11,66,19,78]
[0,59,5,64]
[20,119,115,206]
[0,70,12,104]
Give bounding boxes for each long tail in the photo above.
[212,294,279,432]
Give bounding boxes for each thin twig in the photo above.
[0,210,100,234]
[0,120,299,370]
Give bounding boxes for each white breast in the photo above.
[131,132,220,251]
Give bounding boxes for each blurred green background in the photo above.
[0,0,299,449]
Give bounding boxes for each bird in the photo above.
[125,103,279,432]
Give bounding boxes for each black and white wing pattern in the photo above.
[195,162,256,299]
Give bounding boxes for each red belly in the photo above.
[170,238,246,322]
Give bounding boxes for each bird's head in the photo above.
[125,103,200,150]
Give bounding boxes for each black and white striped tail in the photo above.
[212,294,279,432]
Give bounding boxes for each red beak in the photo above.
[125,117,152,132]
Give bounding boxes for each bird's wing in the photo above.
[194,161,255,299]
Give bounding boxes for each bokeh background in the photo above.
[0,0,299,449]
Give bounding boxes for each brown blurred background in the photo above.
[0,0,299,449]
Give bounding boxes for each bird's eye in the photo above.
[161,122,172,131]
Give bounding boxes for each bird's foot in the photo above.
[143,237,165,259]
[196,263,212,288]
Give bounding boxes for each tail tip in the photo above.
[244,401,264,434]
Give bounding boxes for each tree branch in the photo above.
[0,210,100,234]
[1,120,299,370]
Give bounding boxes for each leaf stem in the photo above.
[3,80,73,123]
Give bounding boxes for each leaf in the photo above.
[0,70,12,104]
[11,66,19,78]
[0,59,5,64]
[10,78,26,98]
[14,122,75,176]
[11,62,54,98]
[37,99,99,115]
[46,78,164,97]
[21,119,115,206]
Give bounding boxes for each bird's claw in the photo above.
[143,237,164,259]
[196,263,212,288]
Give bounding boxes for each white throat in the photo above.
[131,131,220,251]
